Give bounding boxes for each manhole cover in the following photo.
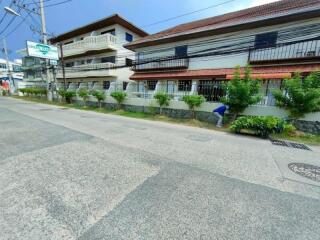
[288,163,320,182]
[270,139,311,151]
[39,108,52,111]
[187,135,214,142]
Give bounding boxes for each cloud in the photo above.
[250,0,281,7]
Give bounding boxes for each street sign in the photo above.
[26,41,59,60]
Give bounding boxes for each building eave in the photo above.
[49,14,148,44]
[125,8,320,51]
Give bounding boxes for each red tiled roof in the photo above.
[130,64,320,80]
[126,0,320,49]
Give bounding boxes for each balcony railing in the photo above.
[61,34,117,57]
[132,57,189,72]
[57,62,116,78]
[249,39,320,63]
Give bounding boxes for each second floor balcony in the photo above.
[61,34,117,58]
[249,39,320,64]
[57,62,116,79]
[132,57,189,72]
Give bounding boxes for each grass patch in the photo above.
[271,132,320,146]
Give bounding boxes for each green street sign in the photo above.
[26,41,59,60]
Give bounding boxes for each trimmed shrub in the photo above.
[182,95,205,118]
[230,116,295,138]
[91,90,106,108]
[78,88,89,107]
[19,87,47,98]
[111,91,127,109]
[57,89,76,103]
[154,92,171,114]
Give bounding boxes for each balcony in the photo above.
[57,62,116,79]
[61,34,117,57]
[132,57,189,72]
[249,39,320,64]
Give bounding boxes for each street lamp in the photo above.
[4,6,20,17]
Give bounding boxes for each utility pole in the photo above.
[59,43,67,90]
[39,0,47,44]
[39,0,52,100]
[2,38,14,94]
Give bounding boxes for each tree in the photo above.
[221,65,261,117]
[154,92,171,114]
[182,95,205,118]
[110,91,127,109]
[78,88,90,107]
[91,90,106,108]
[272,72,320,119]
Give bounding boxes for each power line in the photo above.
[43,0,72,8]
[142,0,236,28]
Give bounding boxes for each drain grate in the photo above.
[288,163,320,182]
[270,139,311,151]
[39,108,52,111]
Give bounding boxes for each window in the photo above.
[123,82,128,91]
[197,79,226,102]
[178,80,192,91]
[175,45,188,57]
[86,59,93,64]
[147,80,157,91]
[125,58,133,67]
[13,65,22,72]
[65,62,74,67]
[103,81,110,90]
[254,32,278,49]
[101,56,116,64]
[101,29,116,36]
[125,32,133,42]
[0,63,7,69]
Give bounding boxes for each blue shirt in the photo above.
[213,105,227,115]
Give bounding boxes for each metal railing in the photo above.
[249,39,320,63]
[132,57,189,71]
[57,62,116,78]
[62,34,117,57]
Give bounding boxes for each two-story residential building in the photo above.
[49,14,148,93]
[125,0,320,106]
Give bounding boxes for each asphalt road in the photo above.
[1,97,320,240]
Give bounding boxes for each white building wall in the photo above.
[57,24,140,85]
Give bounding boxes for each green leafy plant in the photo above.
[272,72,320,119]
[58,89,76,103]
[18,87,47,98]
[110,91,127,109]
[230,116,295,138]
[221,65,261,118]
[78,88,89,107]
[182,95,205,118]
[91,90,106,108]
[154,92,171,114]
[2,89,8,96]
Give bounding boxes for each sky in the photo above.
[0,0,279,59]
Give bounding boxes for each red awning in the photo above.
[130,64,320,81]
[226,73,292,80]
